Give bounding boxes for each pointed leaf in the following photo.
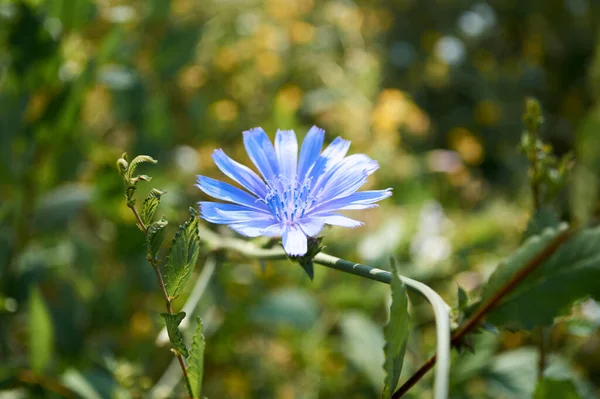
[484,226,600,330]
[141,188,166,226]
[125,155,157,182]
[160,312,188,357]
[146,217,168,259]
[29,287,54,373]
[534,378,581,399]
[165,208,200,299]
[188,317,205,398]
[382,259,410,398]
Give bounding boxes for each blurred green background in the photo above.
[2,0,600,398]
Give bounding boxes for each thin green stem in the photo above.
[393,228,573,397]
[199,226,451,399]
[128,203,193,399]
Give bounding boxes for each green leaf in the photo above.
[534,378,581,399]
[457,285,468,310]
[146,217,168,259]
[523,208,560,240]
[480,225,567,307]
[124,155,157,183]
[29,287,54,373]
[188,317,205,399]
[164,208,200,299]
[484,226,600,330]
[160,312,188,357]
[382,259,410,398]
[141,188,166,226]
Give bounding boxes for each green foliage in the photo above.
[382,260,410,398]
[164,208,200,300]
[160,312,188,357]
[141,188,167,226]
[523,208,561,240]
[124,155,158,186]
[520,98,574,206]
[146,217,168,260]
[534,378,581,399]
[485,226,600,329]
[188,317,206,399]
[481,226,567,305]
[28,287,54,373]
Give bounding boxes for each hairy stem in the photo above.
[128,203,193,399]
[393,228,573,397]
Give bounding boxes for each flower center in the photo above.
[261,175,316,225]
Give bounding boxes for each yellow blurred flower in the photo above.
[211,99,239,122]
[448,127,485,165]
[276,85,304,111]
[256,52,282,77]
[290,21,315,44]
[214,47,238,71]
[177,65,207,91]
[372,89,430,141]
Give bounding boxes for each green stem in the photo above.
[128,203,193,399]
[199,226,451,399]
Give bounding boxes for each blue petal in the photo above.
[199,202,272,224]
[275,129,298,181]
[261,223,285,237]
[282,226,308,256]
[309,189,392,214]
[297,126,324,181]
[243,128,280,181]
[321,214,364,228]
[299,218,325,237]
[212,149,267,197]
[307,136,350,183]
[196,176,269,212]
[314,154,379,201]
[229,219,279,237]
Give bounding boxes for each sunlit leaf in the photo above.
[188,317,205,399]
[29,287,54,373]
[382,259,410,398]
[160,312,188,357]
[124,155,157,183]
[164,208,200,299]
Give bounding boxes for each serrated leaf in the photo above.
[125,155,157,182]
[534,378,581,399]
[146,218,168,259]
[382,259,410,398]
[29,287,54,373]
[160,312,188,357]
[484,226,600,330]
[141,188,166,226]
[188,317,205,399]
[165,208,200,299]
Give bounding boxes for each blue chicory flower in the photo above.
[196,126,392,256]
